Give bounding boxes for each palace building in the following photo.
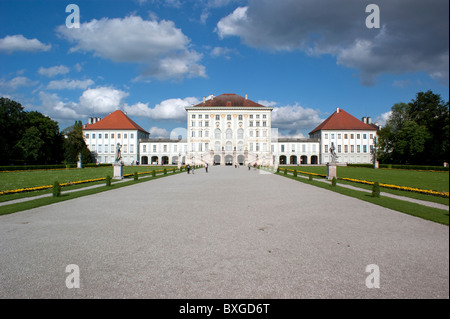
[82,93,379,166]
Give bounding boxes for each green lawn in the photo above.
[284,166,449,192]
[0,165,176,191]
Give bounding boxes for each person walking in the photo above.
[205,163,209,173]
[187,164,190,174]
[248,163,251,171]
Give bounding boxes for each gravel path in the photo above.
[0,166,448,298]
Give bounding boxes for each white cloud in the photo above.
[210,46,238,59]
[271,103,323,136]
[38,65,70,77]
[47,79,94,90]
[374,111,392,127]
[57,15,206,80]
[79,87,128,114]
[38,91,80,120]
[0,76,38,91]
[216,0,449,86]
[149,126,170,138]
[0,35,51,53]
[128,97,201,121]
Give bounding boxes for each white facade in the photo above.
[84,129,145,165]
[83,95,378,166]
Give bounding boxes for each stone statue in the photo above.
[330,142,337,163]
[115,143,122,164]
[371,137,378,168]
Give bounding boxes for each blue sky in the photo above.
[1,0,448,138]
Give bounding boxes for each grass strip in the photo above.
[0,171,182,216]
[272,170,449,226]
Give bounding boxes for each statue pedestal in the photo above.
[326,163,337,180]
[374,161,379,169]
[77,161,82,169]
[113,163,124,179]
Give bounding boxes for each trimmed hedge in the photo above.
[348,163,449,171]
[0,163,112,172]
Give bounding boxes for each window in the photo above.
[338,145,342,153]
[263,143,267,152]
[238,129,244,139]
[104,145,108,153]
[124,145,128,153]
[357,145,361,153]
[238,141,243,151]
[325,145,328,153]
[198,143,203,152]
[250,115,253,119]
[191,143,195,152]
[256,131,259,138]
[256,114,260,119]
[239,115,243,121]
[370,134,374,139]
[351,145,355,153]
[130,145,134,154]
[174,145,177,152]
[331,134,335,139]
[92,145,96,151]
[199,131,203,138]
[325,134,328,139]
[163,145,167,152]
[131,134,134,139]
[313,144,316,152]
[363,145,367,153]
[344,134,348,139]
[191,131,195,137]
[92,134,96,139]
[344,145,348,153]
[249,131,253,137]
[153,145,157,152]
[292,145,295,152]
[192,114,196,119]
[256,143,260,151]
[363,134,367,139]
[118,134,121,139]
[105,134,108,139]
[263,121,266,127]
[124,134,127,139]
[350,134,354,139]
[226,141,232,151]
[99,134,102,139]
[250,143,253,151]
[215,115,220,121]
[191,121,195,127]
[111,134,114,139]
[263,114,267,119]
[85,134,89,139]
[205,143,209,151]
[226,129,233,139]
[143,145,147,152]
[111,145,114,153]
[98,144,102,152]
[263,131,267,137]
[215,129,221,139]
[199,121,202,127]
[205,130,209,138]
[250,121,254,127]
[205,121,209,127]
[302,144,306,152]
[215,141,221,151]
[256,121,260,127]
[338,134,341,139]
[281,145,285,152]
[227,115,231,121]
[199,115,202,119]
[357,134,360,139]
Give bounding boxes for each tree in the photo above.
[0,98,26,165]
[15,127,45,164]
[63,120,93,164]
[378,91,449,165]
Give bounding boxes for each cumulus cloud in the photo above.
[47,79,94,90]
[124,97,201,121]
[271,103,323,136]
[0,76,38,91]
[57,15,206,80]
[0,35,51,53]
[79,87,128,114]
[210,46,238,59]
[216,0,449,86]
[38,65,70,77]
[39,91,80,120]
[149,126,170,138]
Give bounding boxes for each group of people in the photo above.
[186,163,209,174]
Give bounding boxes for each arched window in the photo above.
[226,141,232,151]
[215,128,221,139]
[215,141,221,152]
[237,128,244,139]
[238,141,244,151]
[226,129,233,139]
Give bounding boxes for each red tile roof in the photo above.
[194,93,267,107]
[83,110,148,132]
[309,108,377,134]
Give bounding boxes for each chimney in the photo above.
[362,117,367,124]
[367,117,372,124]
[211,94,214,100]
[245,94,248,100]
[336,107,340,113]
[203,96,206,103]
[88,117,93,124]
